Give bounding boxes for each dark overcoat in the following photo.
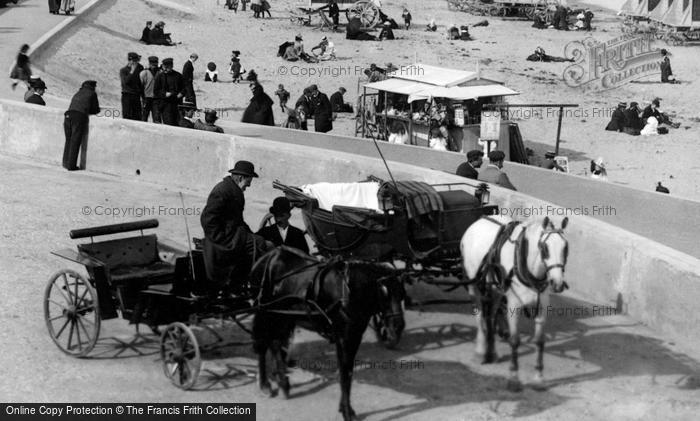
[257,224,309,254]
[200,177,251,283]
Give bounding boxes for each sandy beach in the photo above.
[34,0,700,200]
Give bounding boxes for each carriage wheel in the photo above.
[345,0,380,29]
[44,269,100,358]
[371,314,400,350]
[160,322,201,390]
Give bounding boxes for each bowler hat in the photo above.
[204,108,218,119]
[488,150,506,161]
[33,79,47,89]
[148,56,159,64]
[128,52,141,61]
[228,160,259,178]
[660,48,668,55]
[82,80,97,88]
[269,197,292,216]
[162,57,174,66]
[467,150,483,160]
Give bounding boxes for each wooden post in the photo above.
[384,90,388,140]
[555,106,563,155]
[362,86,367,138]
[409,100,414,145]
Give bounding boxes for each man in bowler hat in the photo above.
[200,161,270,294]
[25,79,47,106]
[63,81,100,171]
[456,149,483,179]
[257,197,309,254]
[478,150,516,190]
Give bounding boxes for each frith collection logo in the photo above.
[563,34,661,91]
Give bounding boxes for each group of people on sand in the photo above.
[605,98,680,136]
[278,34,336,63]
[533,6,593,31]
[139,21,178,46]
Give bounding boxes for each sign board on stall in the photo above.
[554,156,569,173]
[454,105,465,127]
[480,111,501,141]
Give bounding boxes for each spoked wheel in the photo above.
[44,269,100,357]
[345,0,380,29]
[371,314,400,350]
[160,322,201,390]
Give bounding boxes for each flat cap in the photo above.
[488,150,506,161]
[467,150,484,160]
[162,57,174,65]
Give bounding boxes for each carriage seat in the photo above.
[437,190,480,210]
[78,234,175,286]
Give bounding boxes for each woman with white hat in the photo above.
[590,157,608,181]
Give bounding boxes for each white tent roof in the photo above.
[407,85,520,103]
[649,0,671,20]
[364,78,519,103]
[620,0,650,16]
[386,63,503,87]
[661,0,700,27]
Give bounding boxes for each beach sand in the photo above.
[35,0,700,200]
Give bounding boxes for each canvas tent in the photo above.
[661,0,700,27]
[620,0,650,17]
[649,0,671,21]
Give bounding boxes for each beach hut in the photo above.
[649,0,671,21]
[661,0,700,27]
[620,0,650,18]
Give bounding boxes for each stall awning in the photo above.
[407,85,520,103]
[363,78,428,96]
[387,63,503,87]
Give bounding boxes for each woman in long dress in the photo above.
[10,44,31,91]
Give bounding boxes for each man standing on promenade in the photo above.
[63,81,100,171]
[120,52,144,120]
[182,53,198,107]
[140,56,161,122]
[154,57,184,126]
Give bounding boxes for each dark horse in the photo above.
[250,246,405,421]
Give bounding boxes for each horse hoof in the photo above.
[507,379,523,392]
[258,382,274,398]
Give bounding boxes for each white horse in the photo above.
[461,215,569,391]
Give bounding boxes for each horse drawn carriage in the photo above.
[44,216,405,391]
[274,176,497,287]
[290,0,381,29]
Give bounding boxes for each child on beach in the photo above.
[274,84,290,112]
[402,8,412,30]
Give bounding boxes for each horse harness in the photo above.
[477,217,567,295]
[257,254,352,336]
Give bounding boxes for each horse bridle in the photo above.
[376,275,404,321]
[537,229,569,275]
